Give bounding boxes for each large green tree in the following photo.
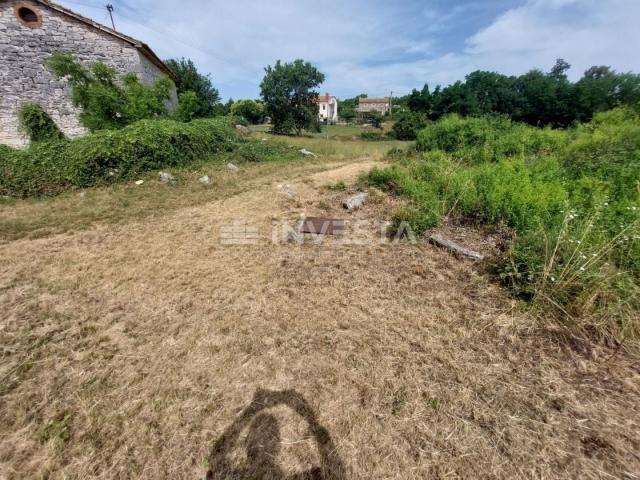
[164,58,221,118]
[260,59,325,135]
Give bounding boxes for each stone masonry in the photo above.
[0,0,177,147]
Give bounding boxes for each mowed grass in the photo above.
[2,130,639,479]
[251,124,407,160]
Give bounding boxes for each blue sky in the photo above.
[58,0,639,100]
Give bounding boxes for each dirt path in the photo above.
[1,159,639,479]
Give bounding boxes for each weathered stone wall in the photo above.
[0,0,175,147]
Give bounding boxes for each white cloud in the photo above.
[59,0,640,99]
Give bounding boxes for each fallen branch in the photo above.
[429,234,484,261]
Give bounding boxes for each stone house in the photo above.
[357,97,390,114]
[0,0,177,147]
[316,93,338,123]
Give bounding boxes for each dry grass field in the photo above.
[1,138,639,479]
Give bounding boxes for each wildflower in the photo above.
[580,266,586,271]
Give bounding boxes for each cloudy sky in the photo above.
[58,0,639,100]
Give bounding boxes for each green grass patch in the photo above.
[367,110,640,343]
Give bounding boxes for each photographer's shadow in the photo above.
[206,389,347,480]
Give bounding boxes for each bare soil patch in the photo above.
[1,158,639,479]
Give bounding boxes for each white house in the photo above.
[317,93,338,123]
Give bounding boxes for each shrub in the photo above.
[391,112,427,140]
[360,131,387,141]
[17,104,65,143]
[416,114,567,164]
[368,110,640,342]
[48,51,174,131]
[175,91,200,122]
[230,99,265,124]
[0,118,289,197]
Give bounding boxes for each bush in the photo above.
[416,114,567,164]
[0,118,292,197]
[175,91,200,122]
[360,131,387,141]
[17,104,65,143]
[391,112,427,140]
[368,110,640,342]
[230,99,265,124]
[48,52,174,131]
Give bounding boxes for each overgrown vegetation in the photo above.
[0,118,293,197]
[17,104,65,143]
[367,109,640,342]
[48,52,175,132]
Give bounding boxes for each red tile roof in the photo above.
[316,93,336,103]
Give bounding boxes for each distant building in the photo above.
[317,93,338,123]
[357,97,390,114]
[0,0,177,147]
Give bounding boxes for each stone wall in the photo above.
[0,0,175,147]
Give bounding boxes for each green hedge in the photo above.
[0,118,243,197]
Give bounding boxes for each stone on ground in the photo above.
[300,149,318,158]
[159,172,176,183]
[235,125,251,135]
[343,192,368,211]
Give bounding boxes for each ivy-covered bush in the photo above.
[0,118,241,196]
[47,51,174,132]
[17,104,65,143]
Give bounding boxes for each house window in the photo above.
[15,4,43,28]
[322,105,326,110]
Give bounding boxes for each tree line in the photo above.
[394,59,640,127]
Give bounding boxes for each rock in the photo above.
[159,171,175,183]
[135,180,144,185]
[235,124,251,135]
[227,163,239,172]
[198,175,211,184]
[300,148,318,158]
[343,192,367,211]
[277,184,296,197]
[78,191,86,198]
[429,234,484,261]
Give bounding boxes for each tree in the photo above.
[48,51,173,131]
[407,84,431,114]
[231,99,265,124]
[260,59,325,135]
[164,58,221,118]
